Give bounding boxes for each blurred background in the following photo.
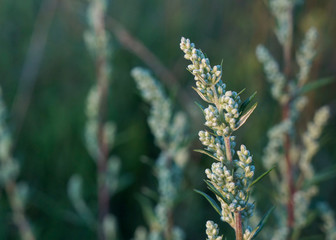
[0,0,335,239]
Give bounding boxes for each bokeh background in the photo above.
[0,0,335,239]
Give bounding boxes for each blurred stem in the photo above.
[283,103,295,233]
[165,209,173,240]
[163,154,174,240]
[107,18,192,115]
[282,4,295,236]
[11,0,58,140]
[108,18,177,86]
[93,3,110,240]
[5,181,35,240]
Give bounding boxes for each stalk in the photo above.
[85,0,111,239]
[225,136,243,240]
[96,31,110,240]
[282,4,295,232]
[234,212,243,240]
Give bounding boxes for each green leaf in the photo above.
[204,180,230,205]
[192,87,211,103]
[304,165,336,188]
[234,102,258,131]
[194,189,222,216]
[194,101,205,112]
[251,206,275,239]
[299,77,335,95]
[239,91,257,115]
[248,166,275,190]
[237,88,246,96]
[136,195,157,225]
[194,149,220,161]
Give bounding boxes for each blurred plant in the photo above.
[318,202,336,240]
[131,67,189,240]
[256,0,335,239]
[180,37,273,240]
[67,0,122,239]
[0,87,35,240]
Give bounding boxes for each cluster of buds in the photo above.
[181,37,247,136]
[206,221,223,240]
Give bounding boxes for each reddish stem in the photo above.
[95,14,110,240]
[282,106,295,230]
[282,5,295,233]
[234,211,243,240]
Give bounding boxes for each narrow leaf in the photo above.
[194,189,221,216]
[299,77,334,95]
[248,166,275,190]
[304,165,336,188]
[192,87,211,103]
[251,206,275,239]
[239,91,257,115]
[204,180,230,205]
[194,101,205,112]
[136,195,157,225]
[234,102,258,131]
[194,149,220,161]
[237,88,246,96]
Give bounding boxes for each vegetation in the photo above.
[0,0,335,239]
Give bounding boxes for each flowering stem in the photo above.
[225,136,243,240]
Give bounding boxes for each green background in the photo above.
[0,0,335,239]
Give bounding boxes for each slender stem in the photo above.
[282,4,295,234]
[165,209,173,240]
[94,6,110,240]
[282,105,295,231]
[163,154,174,240]
[283,7,293,78]
[225,136,243,240]
[234,211,243,240]
[11,0,58,140]
[224,137,232,163]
